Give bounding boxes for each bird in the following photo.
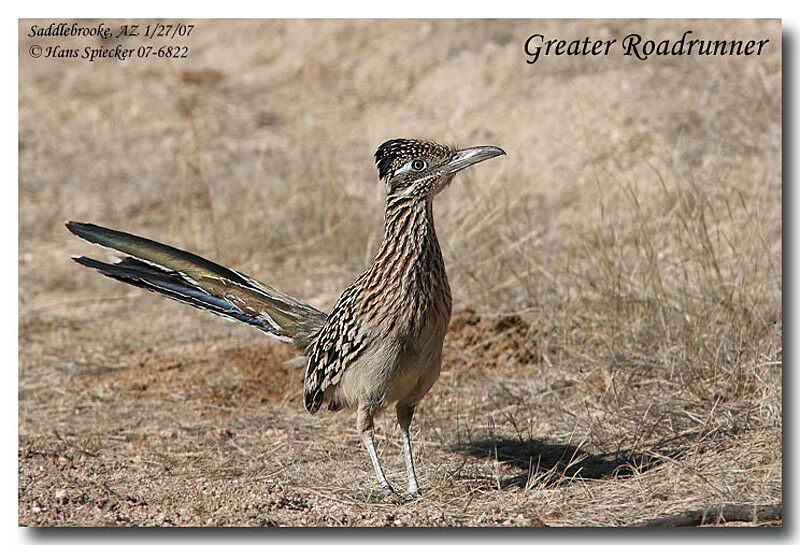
[66,138,506,500]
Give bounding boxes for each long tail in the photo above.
[66,221,326,349]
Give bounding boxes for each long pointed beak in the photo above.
[442,145,506,175]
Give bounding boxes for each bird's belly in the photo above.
[391,358,441,404]
[332,314,447,410]
[388,292,451,402]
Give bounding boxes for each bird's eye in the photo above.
[411,159,427,171]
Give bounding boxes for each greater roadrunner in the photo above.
[67,138,505,499]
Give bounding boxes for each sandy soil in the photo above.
[19,19,781,527]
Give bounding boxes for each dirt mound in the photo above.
[446,308,538,368]
[216,344,301,405]
[67,340,302,410]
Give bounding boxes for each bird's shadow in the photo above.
[452,437,678,490]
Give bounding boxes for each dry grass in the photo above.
[19,19,781,526]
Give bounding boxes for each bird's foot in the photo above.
[402,488,421,501]
[370,483,402,503]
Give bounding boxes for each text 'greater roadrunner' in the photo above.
[67,139,505,500]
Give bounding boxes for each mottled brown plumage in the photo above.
[67,138,505,500]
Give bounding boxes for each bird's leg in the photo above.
[396,404,421,499]
[357,403,395,498]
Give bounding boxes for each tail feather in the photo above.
[67,221,326,347]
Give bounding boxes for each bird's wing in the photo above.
[302,281,371,412]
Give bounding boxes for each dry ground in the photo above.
[19,19,781,527]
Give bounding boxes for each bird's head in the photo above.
[375,139,505,199]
